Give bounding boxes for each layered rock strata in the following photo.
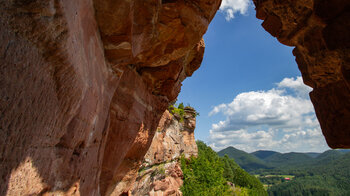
[0,0,220,195]
[253,0,350,148]
[131,108,198,196]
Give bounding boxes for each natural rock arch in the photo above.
[0,0,348,195]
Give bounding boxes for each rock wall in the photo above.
[131,108,198,196]
[253,0,350,148]
[1,0,350,195]
[0,0,220,195]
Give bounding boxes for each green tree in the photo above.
[181,141,267,196]
[221,155,267,196]
[181,141,232,196]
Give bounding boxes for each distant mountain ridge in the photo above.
[251,150,280,160]
[218,146,350,172]
[218,146,350,195]
[268,151,350,195]
[304,152,321,158]
[217,147,270,171]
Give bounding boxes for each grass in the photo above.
[263,175,294,178]
[257,174,295,190]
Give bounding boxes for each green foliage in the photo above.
[267,152,350,196]
[218,146,350,195]
[168,103,185,122]
[233,186,249,196]
[178,103,184,110]
[181,141,267,196]
[218,147,270,171]
[139,163,166,178]
[221,155,267,196]
[257,175,294,187]
[158,165,166,175]
[252,151,279,160]
[185,103,200,117]
[168,103,200,122]
[218,146,350,173]
[262,153,314,168]
[193,111,200,117]
[138,166,146,173]
[180,141,232,196]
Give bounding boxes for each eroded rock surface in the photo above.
[1,0,350,195]
[0,0,220,195]
[253,0,350,148]
[131,108,198,196]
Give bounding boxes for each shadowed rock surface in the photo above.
[0,0,220,195]
[253,0,350,148]
[0,0,349,195]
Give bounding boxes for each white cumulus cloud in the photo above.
[220,0,251,21]
[208,76,329,153]
[277,76,312,98]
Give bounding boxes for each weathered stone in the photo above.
[0,0,220,195]
[131,108,198,196]
[143,108,198,167]
[1,0,350,195]
[0,0,118,195]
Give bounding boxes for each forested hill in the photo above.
[217,147,270,171]
[251,150,280,160]
[218,146,350,172]
[268,152,350,195]
[218,146,350,195]
[180,142,267,195]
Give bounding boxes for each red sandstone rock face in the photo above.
[0,0,220,195]
[253,0,350,148]
[1,1,119,195]
[95,0,220,194]
[94,0,219,101]
[144,109,198,166]
[133,162,184,196]
[131,108,198,196]
[1,0,349,195]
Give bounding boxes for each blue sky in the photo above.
[177,1,330,153]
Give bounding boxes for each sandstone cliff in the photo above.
[131,107,197,196]
[1,0,350,195]
[0,0,220,195]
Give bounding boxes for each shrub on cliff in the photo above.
[168,103,185,122]
[168,103,199,122]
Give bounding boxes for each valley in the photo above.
[218,147,350,195]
